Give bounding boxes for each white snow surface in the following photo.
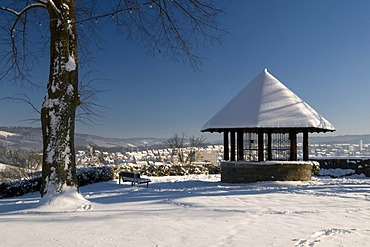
[65,55,76,71]
[37,185,92,212]
[202,69,335,131]
[0,130,18,138]
[318,168,358,178]
[1,174,370,246]
[0,163,10,170]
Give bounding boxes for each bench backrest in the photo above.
[119,171,141,179]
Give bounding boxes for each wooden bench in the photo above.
[118,171,151,188]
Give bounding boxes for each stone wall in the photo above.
[221,161,313,183]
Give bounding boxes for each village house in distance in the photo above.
[201,69,335,182]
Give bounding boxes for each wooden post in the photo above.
[289,131,297,161]
[267,132,272,161]
[237,131,244,161]
[230,130,236,161]
[223,131,229,161]
[303,131,309,161]
[258,131,264,161]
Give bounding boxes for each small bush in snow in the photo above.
[318,168,356,178]
[0,177,41,198]
[77,166,114,186]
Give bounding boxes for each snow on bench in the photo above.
[118,171,151,188]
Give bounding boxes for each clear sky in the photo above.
[1,0,370,140]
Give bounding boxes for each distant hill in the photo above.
[0,126,369,151]
[309,134,370,144]
[0,126,166,151]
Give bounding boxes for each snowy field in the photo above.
[1,174,370,247]
[0,162,9,170]
[0,130,18,138]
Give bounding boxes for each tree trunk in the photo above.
[40,0,79,197]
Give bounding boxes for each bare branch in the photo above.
[0,2,48,85]
[75,1,153,24]
[0,3,46,17]
[76,71,111,127]
[74,0,224,70]
[0,7,18,16]
[0,94,41,115]
[166,133,206,164]
[189,135,207,148]
[1,2,47,42]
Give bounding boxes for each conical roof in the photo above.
[201,69,335,132]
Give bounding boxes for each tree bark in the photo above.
[40,0,79,197]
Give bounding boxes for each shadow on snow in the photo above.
[1,176,370,215]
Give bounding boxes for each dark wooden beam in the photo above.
[237,131,244,161]
[223,131,229,161]
[303,131,309,161]
[289,131,297,161]
[258,131,264,161]
[230,130,236,161]
[267,132,272,161]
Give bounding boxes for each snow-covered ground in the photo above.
[1,174,370,247]
[0,130,18,138]
[0,162,10,170]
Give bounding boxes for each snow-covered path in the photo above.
[1,175,370,246]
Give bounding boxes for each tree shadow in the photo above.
[1,176,370,215]
[81,176,370,206]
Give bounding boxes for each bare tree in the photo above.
[187,135,206,163]
[166,133,206,164]
[166,133,186,148]
[0,147,41,182]
[166,132,186,163]
[0,1,223,201]
[14,151,42,180]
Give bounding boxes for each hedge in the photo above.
[112,163,221,178]
[0,166,115,199]
[0,163,220,198]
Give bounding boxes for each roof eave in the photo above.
[201,127,336,134]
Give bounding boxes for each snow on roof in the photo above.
[201,69,335,132]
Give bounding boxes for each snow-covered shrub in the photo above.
[311,161,320,175]
[117,162,220,177]
[318,168,356,178]
[0,177,41,198]
[0,166,115,198]
[77,166,114,186]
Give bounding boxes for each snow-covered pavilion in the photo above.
[201,69,335,162]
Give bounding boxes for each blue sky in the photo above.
[1,0,370,140]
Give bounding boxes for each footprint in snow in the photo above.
[293,228,357,247]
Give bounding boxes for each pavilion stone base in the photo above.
[221,161,315,183]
